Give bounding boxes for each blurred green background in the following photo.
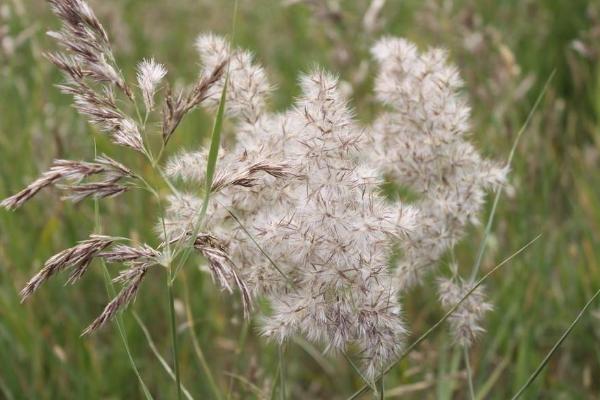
[1,0,600,398]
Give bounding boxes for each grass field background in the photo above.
[1,0,600,398]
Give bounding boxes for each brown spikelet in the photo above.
[47,0,132,97]
[193,233,251,316]
[100,244,161,265]
[61,182,128,203]
[162,59,228,143]
[1,172,62,210]
[211,160,295,193]
[1,156,133,210]
[82,264,149,335]
[20,235,116,301]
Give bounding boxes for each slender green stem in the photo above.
[133,313,194,400]
[227,320,250,400]
[342,352,377,394]
[510,287,600,400]
[100,264,154,400]
[167,268,182,400]
[464,347,475,400]
[182,271,223,400]
[469,70,555,281]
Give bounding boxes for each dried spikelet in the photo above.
[45,0,146,152]
[1,155,133,210]
[56,81,144,151]
[100,243,161,265]
[82,263,150,335]
[1,171,62,210]
[60,181,128,202]
[437,277,493,348]
[136,58,167,111]
[82,244,161,335]
[211,160,295,192]
[193,233,251,316]
[20,235,116,301]
[162,59,227,143]
[47,0,132,97]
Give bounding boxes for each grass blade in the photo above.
[510,287,600,400]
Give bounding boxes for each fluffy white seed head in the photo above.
[368,37,507,290]
[437,277,493,347]
[136,58,167,110]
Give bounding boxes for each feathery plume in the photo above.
[437,277,493,347]
[136,58,167,111]
[368,37,507,290]
[195,34,272,125]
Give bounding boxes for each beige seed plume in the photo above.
[136,58,167,111]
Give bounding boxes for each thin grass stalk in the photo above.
[464,347,475,400]
[510,287,600,400]
[346,234,541,400]
[99,263,153,400]
[270,362,282,400]
[167,269,182,400]
[133,313,194,400]
[343,352,377,394]
[171,62,230,280]
[376,378,384,400]
[181,271,223,400]
[226,319,250,400]
[470,71,555,280]
[221,204,292,285]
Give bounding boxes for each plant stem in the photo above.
[182,271,223,400]
[167,269,183,400]
[469,70,555,281]
[464,347,475,400]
